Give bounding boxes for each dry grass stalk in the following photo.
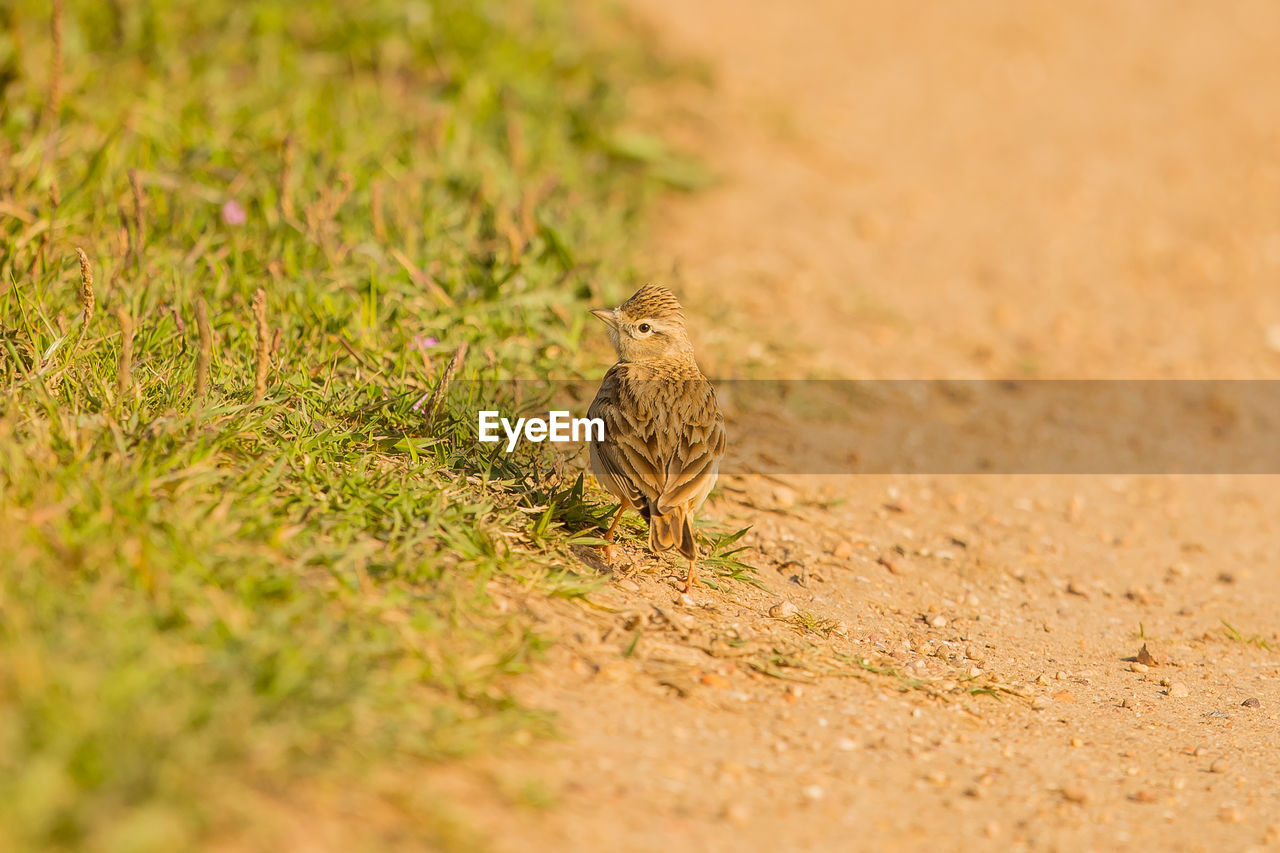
[390,247,454,307]
[252,288,270,402]
[129,169,146,271]
[115,307,133,397]
[46,0,64,124]
[194,297,212,402]
[71,248,96,352]
[422,342,468,425]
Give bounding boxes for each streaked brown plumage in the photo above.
[587,284,726,591]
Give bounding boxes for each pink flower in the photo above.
[414,335,440,351]
[221,200,247,226]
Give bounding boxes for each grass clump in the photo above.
[0,0,675,847]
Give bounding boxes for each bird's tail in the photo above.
[649,507,697,559]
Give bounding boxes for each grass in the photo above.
[0,0,686,848]
[1219,619,1273,652]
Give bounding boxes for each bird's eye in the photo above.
[637,323,651,334]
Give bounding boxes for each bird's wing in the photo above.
[588,366,657,509]
[655,383,726,513]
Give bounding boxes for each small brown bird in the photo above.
[587,284,726,591]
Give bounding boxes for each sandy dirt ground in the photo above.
[430,2,1280,850]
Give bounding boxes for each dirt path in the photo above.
[440,3,1280,850]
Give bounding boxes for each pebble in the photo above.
[1130,662,1149,673]
[877,555,911,575]
[836,737,857,751]
[700,673,730,689]
[1031,696,1050,711]
[678,593,697,607]
[616,578,640,592]
[1060,787,1091,804]
[1066,580,1091,598]
[722,802,750,824]
[1136,643,1162,666]
[801,784,825,801]
[1242,697,1261,708]
[769,601,799,619]
[965,644,984,661]
[1210,758,1230,774]
[832,541,854,559]
[1168,683,1189,698]
[928,614,948,629]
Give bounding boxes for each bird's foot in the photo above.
[683,560,699,593]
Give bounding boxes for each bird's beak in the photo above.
[590,308,619,329]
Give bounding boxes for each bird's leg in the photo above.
[683,558,698,593]
[600,505,625,563]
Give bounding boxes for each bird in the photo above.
[587,284,726,591]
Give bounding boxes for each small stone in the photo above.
[1130,662,1149,673]
[678,593,696,607]
[965,644,984,661]
[1242,697,1262,708]
[701,673,730,689]
[616,578,640,592]
[832,541,854,559]
[1130,790,1156,804]
[1168,683,1189,698]
[1210,758,1230,774]
[1218,805,1243,824]
[769,601,799,619]
[801,784,825,801]
[1070,737,1083,748]
[722,802,750,824]
[1031,696,1050,710]
[836,737,857,751]
[984,822,1000,839]
[1060,787,1090,804]
[1136,643,1162,666]
[928,614,948,629]
[877,554,911,575]
[1035,673,1050,686]
[1066,579,1090,598]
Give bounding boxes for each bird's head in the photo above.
[591,284,694,362]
